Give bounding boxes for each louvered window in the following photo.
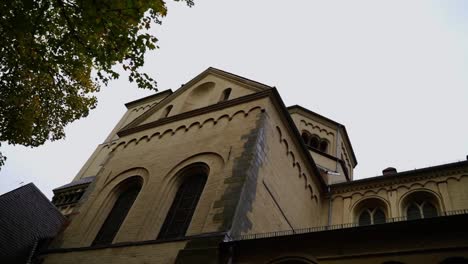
[93,180,141,246]
[158,174,207,239]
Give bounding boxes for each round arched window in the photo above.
[310,136,320,149]
[301,132,311,145]
[406,201,438,220]
[319,140,328,153]
[403,191,439,220]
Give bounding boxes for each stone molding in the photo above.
[331,162,468,195]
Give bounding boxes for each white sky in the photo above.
[1,0,467,198]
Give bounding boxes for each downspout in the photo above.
[327,184,332,226]
[335,124,340,174]
[328,124,339,226]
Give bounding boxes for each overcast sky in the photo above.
[1,0,467,198]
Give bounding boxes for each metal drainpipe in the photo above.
[328,125,339,226]
[327,184,332,226]
[335,125,340,173]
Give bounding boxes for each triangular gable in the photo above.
[120,67,272,131]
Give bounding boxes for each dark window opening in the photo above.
[310,137,320,149]
[158,172,207,240]
[219,88,232,102]
[301,132,310,145]
[93,179,142,246]
[407,203,422,220]
[422,202,438,218]
[161,105,173,119]
[358,210,371,226]
[301,130,329,154]
[406,200,438,220]
[373,208,386,224]
[319,140,328,153]
[358,207,386,226]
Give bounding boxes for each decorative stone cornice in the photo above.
[330,161,468,194]
[118,89,273,137]
[299,119,335,136]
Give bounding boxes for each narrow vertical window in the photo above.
[310,136,320,149]
[93,179,142,246]
[158,172,207,240]
[319,140,328,153]
[301,132,310,145]
[161,105,173,119]
[219,88,232,102]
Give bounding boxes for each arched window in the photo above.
[406,201,438,220]
[403,191,439,220]
[358,210,371,225]
[354,198,388,226]
[219,88,232,102]
[301,132,311,145]
[158,166,208,240]
[301,131,329,153]
[319,140,328,153]
[373,208,386,223]
[161,105,173,119]
[358,207,386,226]
[93,178,142,246]
[310,136,320,149]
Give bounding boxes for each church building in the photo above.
[41,68,468,263]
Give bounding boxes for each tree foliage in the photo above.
[0,0,193,169]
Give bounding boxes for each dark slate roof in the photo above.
[53,176,95,192]
[0,183,66,264]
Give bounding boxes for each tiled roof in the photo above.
[0,183,66,263]
[53,176,95,192]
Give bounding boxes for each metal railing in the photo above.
[231,209,468,241]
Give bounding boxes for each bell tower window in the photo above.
[319,140,328,153]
